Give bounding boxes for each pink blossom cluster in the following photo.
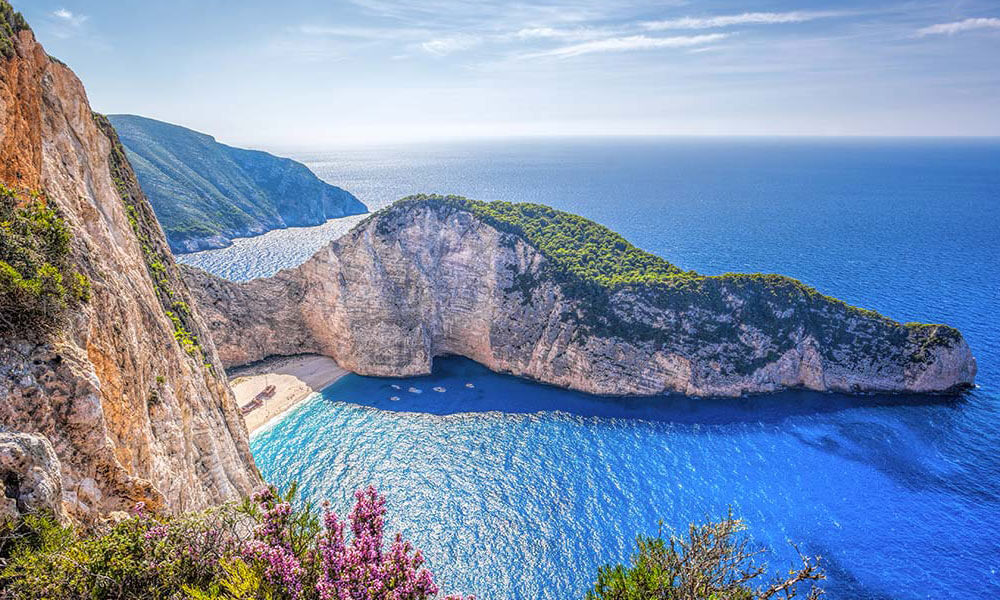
[245,485,473,600]
[143,524,169,541]
[244,538,305,598]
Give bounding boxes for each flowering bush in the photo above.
[0,485,470,600]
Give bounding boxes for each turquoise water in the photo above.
[234,138,999,598]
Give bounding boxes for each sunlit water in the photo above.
[189,138,1000,598]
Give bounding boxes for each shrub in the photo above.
[585,512,824,600]
[0,185,90,334]
[0,486,471,600]
[377,195,683,289]
[0,0,29,60]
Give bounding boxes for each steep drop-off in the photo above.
[0,15,259,522]
[107,114,367,253]
[186,196,976,397]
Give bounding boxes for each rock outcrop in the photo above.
[0,432,66,523]
[106,114,367,254]
[0,15,260,522]
[186,196,976,398]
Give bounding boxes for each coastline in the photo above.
[228,354,349,433]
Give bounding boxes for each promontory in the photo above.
[183,195,976,397]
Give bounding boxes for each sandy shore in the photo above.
[229,354,348,433]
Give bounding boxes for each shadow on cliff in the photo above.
[319,356,967,426]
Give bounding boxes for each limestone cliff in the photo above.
[185,196,976,397]
[0,15,259,522]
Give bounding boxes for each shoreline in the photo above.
[228,354,349,433]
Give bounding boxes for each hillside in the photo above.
[106,114,367,253]
[184,195,976,397]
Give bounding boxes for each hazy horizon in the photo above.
[20,1,1000,147]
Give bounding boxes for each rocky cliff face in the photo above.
[186,197,976,398]
[0,432,66,523]
[0,20,259,522]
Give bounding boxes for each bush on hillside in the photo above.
[0,485,470,600]
[0,185,90,334]
[0,0,29,60]
[585,511,824,600]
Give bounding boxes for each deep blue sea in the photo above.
[183,138,1000,599]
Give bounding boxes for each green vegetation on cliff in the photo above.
[0,185,90,334]
[382,195,686,287]
[376,195,963,374]
[94,113,210,366]
[0,1,29,60]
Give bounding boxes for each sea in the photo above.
[177,137,1000,599]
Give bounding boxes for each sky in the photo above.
[17,0,1000,147]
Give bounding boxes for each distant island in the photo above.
[184,195,976,398]
[107,114,367,253]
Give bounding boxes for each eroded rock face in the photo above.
[0,28,260,522]
[0,432,65,523]
[185,201,976,398]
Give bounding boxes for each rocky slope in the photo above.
[0,12,259,522]
[107,114,367,253]
[185,196,976,397]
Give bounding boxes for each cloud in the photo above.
[642,11,841,31]
[51,8,87,27]
[420,35,481,56]
[47,8,90,39]
[521,33,729,59]
[916,17,1000,36]
[512,26,615,41]
[515,27,575,39]
[298,25,429,40]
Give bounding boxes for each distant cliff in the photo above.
[185,195,976,398]
[106,114,367,253]
[0,10,259,523]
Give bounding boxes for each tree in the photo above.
[585,511,824,600]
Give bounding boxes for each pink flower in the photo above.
[243,483,469,600]
[143,525,168,540]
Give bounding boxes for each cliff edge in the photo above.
[0,9,260,522]
[185,195,976,398]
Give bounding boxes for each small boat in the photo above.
[465,383,475,388]
[433,386,446,393]
[390,396,400,401]
[408,387,422,394]
[391,384,401,390]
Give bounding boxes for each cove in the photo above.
[251,356,999,599]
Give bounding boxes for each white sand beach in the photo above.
[229,354,348,433]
